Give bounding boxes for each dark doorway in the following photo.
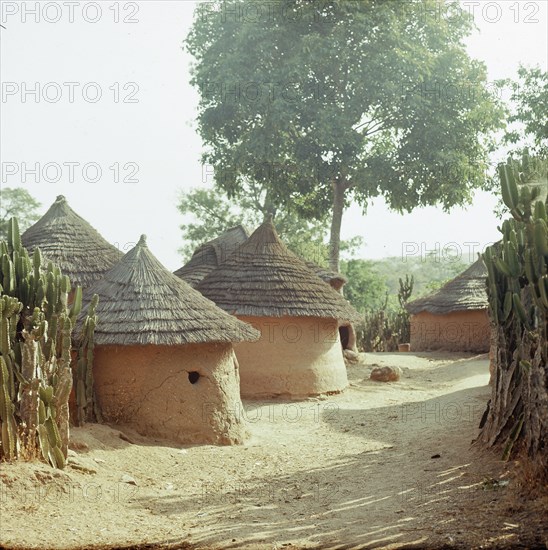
[339,326,350,350]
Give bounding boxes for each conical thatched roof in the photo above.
[22,195,123,288]
[406,258,488,315]
[174,225,250,287]
[82,235,259,346]
[196,219,361,323]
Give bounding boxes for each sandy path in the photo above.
[1,352,545,549]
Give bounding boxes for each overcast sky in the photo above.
[1,0,547,270]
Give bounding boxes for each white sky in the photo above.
[0,0,547,270]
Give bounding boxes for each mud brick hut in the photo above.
[406,258,490,352]
[175,226,358,351]
[82,235,259,445]
[174,225,250,287]
[22,195,122,291]
[195,219,361,399]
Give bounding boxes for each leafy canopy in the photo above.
[0,188,41,240]
[503,65,548,156]
[186,0,505,220]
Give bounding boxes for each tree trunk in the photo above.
[262,188,277,222]
[329,178,347,273]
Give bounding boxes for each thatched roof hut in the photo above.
[406,258,490,352]
[84,235,258,445]
[196,219,360,323]
[407,258,488,316]
[174,225,250,287]
[22,195,122,289]
[175,226,349,292]
[87,234,258,345]
[195,219,360,398]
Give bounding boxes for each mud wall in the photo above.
[93,342,247,445]
[234,316,348,398]
[410,310,490,353]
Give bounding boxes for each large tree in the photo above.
[186,0,504,271]
[504,66,548,156]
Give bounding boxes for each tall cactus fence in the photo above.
[0,218,97,468]
[478,152,548,474]
[357,275,414,352]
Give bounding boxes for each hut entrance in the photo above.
[339,326,350,349]
[339,323,357,352]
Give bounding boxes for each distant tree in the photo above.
[370,254,470,298]
[186,0,505,272]
[0,188,41,239]
[177,188,251,260]
[504,66,548,156]
[340,259,388,312]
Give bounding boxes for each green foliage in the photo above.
[186,0,505,268]
[362,255,469,301]
[340,259,388,312]
[341,254,468,340]
[0,218,98,467]
[424,278,448,294]
[178,188,249,260]
[503,66,548,156]
[355,274,414,352]
[0,188,41,240]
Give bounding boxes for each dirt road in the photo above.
[1,352,546,549]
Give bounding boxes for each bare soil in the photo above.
[1,352,547,550]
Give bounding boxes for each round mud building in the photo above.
[196,219,361,399]
[82,235,259,445]
[406,258,490,353]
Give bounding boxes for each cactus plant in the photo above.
[0,217,98,468]
[74,294,99,425]
[479,151,548,468]
[396,275,414,344]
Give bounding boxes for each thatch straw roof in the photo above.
[305,261,347,289]
[174,225,250,287]
[82,235,260,346]
[175,225,349,292]
[196,219,361,323]
[22,195,123,288]
[406,258,488,315]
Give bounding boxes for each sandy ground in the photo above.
[1,352,547,550]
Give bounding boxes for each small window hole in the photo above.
[188,371,200,384]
